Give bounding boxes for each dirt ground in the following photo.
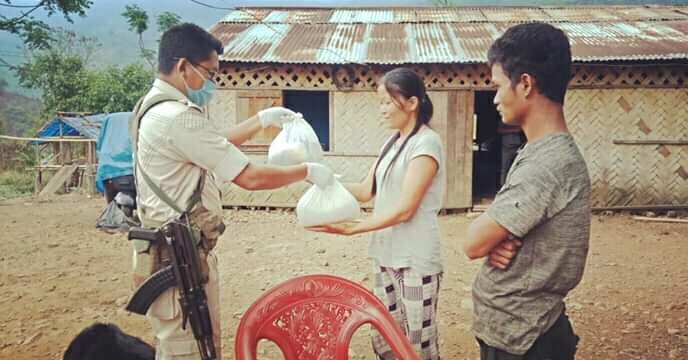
[0,194,686,359]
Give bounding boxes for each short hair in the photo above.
[63,322,154,360]
[487,22,572,104]
[158,23,223,75]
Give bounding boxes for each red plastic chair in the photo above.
[234,274,421,360]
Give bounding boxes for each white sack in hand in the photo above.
[296,180,361,227]
[267,114,324,166]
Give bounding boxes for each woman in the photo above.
[309,67,445,360]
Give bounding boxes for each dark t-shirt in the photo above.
[472,132,592,355]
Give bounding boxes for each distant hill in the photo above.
[0,0,225,96]
[0,90,41,136]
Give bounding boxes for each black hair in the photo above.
[487,22,572,104]
[371,67,434,196]
[158,23,223,75]
[63,322,154,360]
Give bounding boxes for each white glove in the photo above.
[257,107,297,128]
[305,162,335,188]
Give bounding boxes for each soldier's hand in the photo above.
[488,237,522,270]
[258,107,298,128]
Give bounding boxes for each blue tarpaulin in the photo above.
[35,114,107,141]
[95,112,133,193]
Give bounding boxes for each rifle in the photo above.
[126,216,216,360]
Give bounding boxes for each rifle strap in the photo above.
[130,94,205,216]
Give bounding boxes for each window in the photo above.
[236,90,282,150]
[282,90,330,151]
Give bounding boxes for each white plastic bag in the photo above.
[296,180,361,227]
[267,114,324,166]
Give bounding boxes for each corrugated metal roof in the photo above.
[213,7,688,64]
[209,23,251,46]
[219,6,688,24]
[62,116,103,140]
[480,7,551,22]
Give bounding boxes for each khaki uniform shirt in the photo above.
[135,79,249,227]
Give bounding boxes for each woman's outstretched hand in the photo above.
[306,221,359,236]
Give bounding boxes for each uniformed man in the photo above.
[131,23,334,359]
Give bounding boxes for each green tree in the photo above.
[17,51,153,117]
[0,0,92,50]
[122,4,156,70]
[15,27,153,118]
[122,5,183,71]
[157,12,182,34]
[432,0,457,5]
[86,63,153,113]
[16,50,90,117]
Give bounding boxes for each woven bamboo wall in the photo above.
[332,92,390,155]
[566,88,688,207]
[207,89,237,133]
[212,65,688,208]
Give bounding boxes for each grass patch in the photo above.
[0,170,34,200]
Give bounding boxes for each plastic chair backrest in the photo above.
[235,274,421,360]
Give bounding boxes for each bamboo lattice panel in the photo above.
[215,64,334,90]
[216,64,687,91]
[332,92,392,155]
[566,88,688,207]
[570,65,688,89]
[207,89,237,133]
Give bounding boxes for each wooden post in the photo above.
[34,146,41,194]
[86,141,93,165]
[438,90,474,209]
[59,122,64,165]
[64,142,72,164]
[85,141,96,196]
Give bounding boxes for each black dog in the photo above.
[63,322,155,360]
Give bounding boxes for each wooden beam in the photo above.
[613,139,688,146]
[30,165,90,170]
[0,135,95,143]
[594,204,688,211]
[38,164,79,197]
[55,111,93,117]
[632,216,688,224]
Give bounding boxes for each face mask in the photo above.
[183,64,216,106]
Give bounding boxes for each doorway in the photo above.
[283,90,330,151]
[471,91,526,205]
[472,91,502,204]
